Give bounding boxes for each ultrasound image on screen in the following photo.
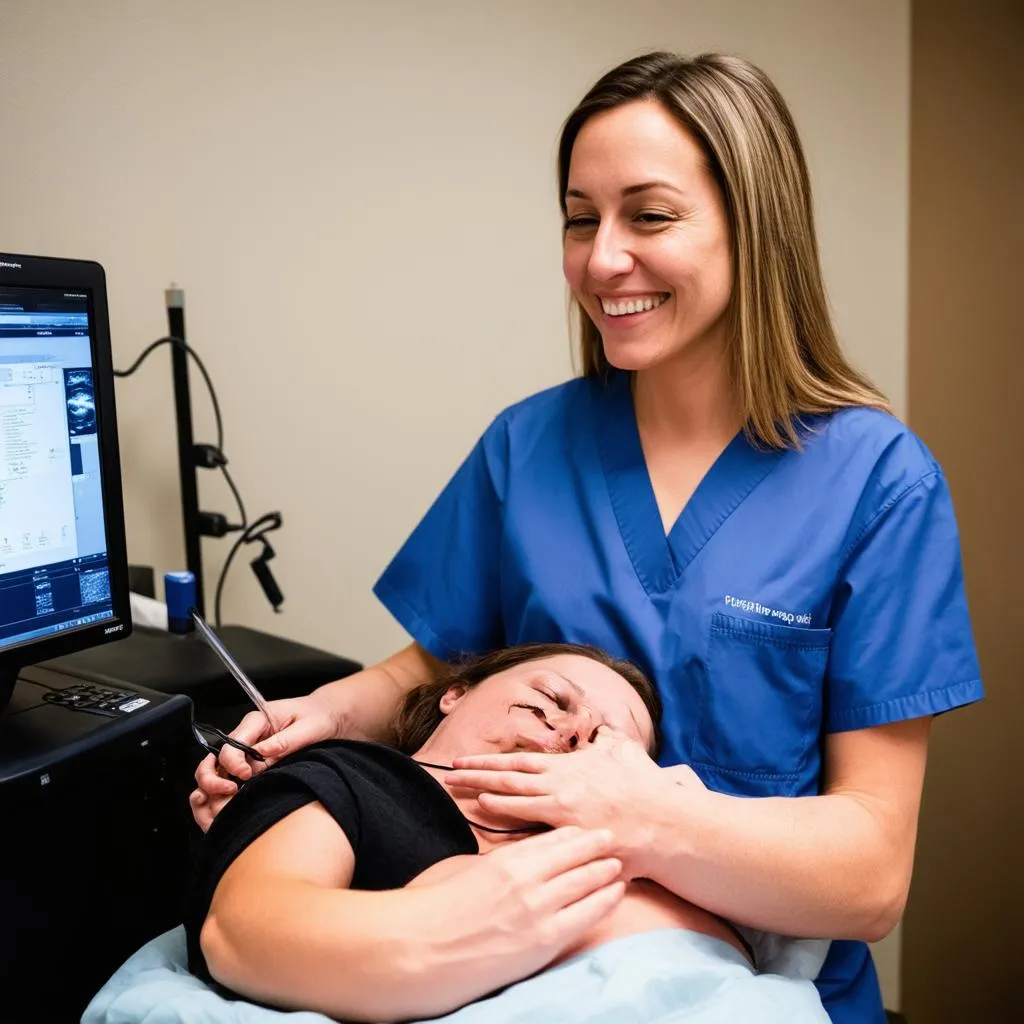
[63,368,97,436]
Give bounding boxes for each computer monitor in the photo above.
[0,253,130,710]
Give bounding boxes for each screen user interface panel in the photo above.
[0,285,115,653]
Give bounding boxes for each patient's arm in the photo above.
[201,802,414,1019]
[200,805,624,1022]
[410,855,750,964]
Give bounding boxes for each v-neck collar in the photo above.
[592,371,784,595]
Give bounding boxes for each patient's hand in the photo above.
[396,827,626,1004]
[190,691,341,830]
[409,849,745,966]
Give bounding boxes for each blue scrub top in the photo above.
[374,371,982,1024]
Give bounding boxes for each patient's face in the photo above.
[435,654,655,756]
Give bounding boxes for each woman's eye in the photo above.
[564,212,672,232]
[540,689,570,711]
[564,216,598,231]
[513,703,546,719]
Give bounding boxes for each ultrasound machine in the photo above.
[0,254,195,1020]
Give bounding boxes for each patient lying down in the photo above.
[185,643,824,1023]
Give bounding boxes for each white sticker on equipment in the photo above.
[118,698,150,713]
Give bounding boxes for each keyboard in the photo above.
[41,682,151,717]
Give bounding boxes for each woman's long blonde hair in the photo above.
[558,52,889,448]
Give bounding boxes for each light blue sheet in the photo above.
[83,925,829,1023]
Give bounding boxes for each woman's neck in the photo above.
[411,741,545,841]
[632,336,741,445]
[411,735,460,772]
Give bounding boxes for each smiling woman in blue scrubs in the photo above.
[193,52,982,1024]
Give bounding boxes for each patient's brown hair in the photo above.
[393,642,662,757]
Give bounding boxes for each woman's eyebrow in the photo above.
[565,180,686,201]
[550,671,586,698]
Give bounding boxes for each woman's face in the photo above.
[562,100,733,373]
[436,654,655,757]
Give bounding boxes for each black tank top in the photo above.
[184,740,478,982]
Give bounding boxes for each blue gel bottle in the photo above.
[164,570,197,634]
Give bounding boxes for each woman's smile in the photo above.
[598,292,671,318]
[595,293,672,332]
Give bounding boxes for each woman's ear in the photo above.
[438,683,469,716]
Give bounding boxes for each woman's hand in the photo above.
[404,827,626,1009]
[444,727,708,872]
[190,691,341,831]
[190,643,444,831]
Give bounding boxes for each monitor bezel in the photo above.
[0,252,132,679]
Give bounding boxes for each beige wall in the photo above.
[1,0,910,1006]
[903,1,1023,1020]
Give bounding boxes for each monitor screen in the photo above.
[0,283,117,654]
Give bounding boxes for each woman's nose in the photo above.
[587,222,634,281]
[552,708,596,751]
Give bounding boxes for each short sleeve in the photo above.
[184,747,361,978]
[373,418,508,661]
[826,470,983,732]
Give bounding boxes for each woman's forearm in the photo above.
[202,878,478,1023]
[636,783,914,942]
[314,641,444,743]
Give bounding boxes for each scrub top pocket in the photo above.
[693,612,831,791]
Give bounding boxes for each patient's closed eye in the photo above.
[513,703,546,719]
[534,685,570,710]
